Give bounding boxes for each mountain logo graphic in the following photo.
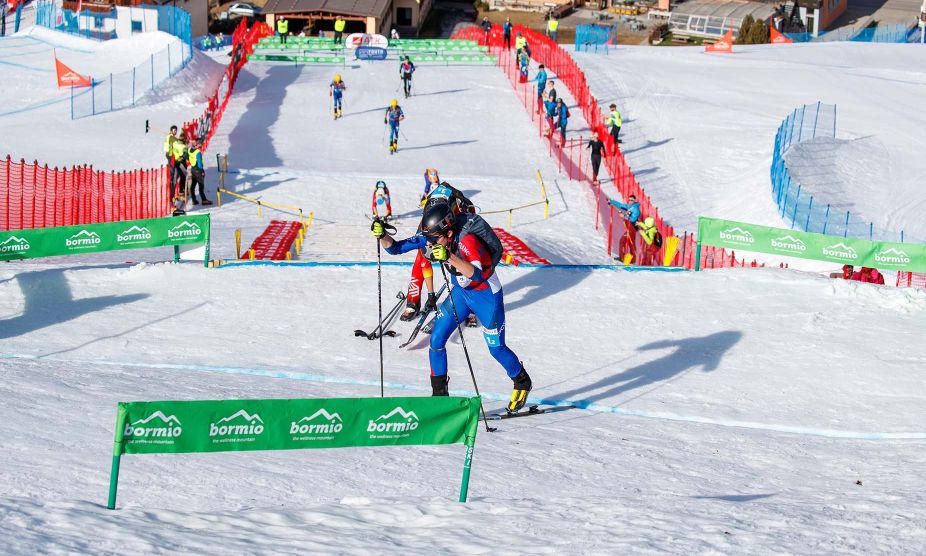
[367,406,420,434]
[209,409,265,438]
[770,235,806,252]
[117,225,152,244]
[123,411,182,439]
[822,242,858,260]
[168,221,202,239]
[65,229,101,249]
[719,227,755,244]
[290,409,344,436]
[0,236,30,254]
[874,247,911,265]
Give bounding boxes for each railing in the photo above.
[479,169,550,227]
[771,102,910,243]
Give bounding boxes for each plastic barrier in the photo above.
[0,155,169,231]
[494,228,550,265]
[243,220,304,260]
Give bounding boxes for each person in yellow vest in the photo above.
[277,17,289,45]
[514,32,528,69]
[634,217,663,266]
[547,15,559,42]
[187,140,212,206]
[163,125,177,188]
[333,16,346,45]
[170,132,189,203]
[606,103,622,144]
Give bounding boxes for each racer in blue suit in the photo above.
[371,201,533,412]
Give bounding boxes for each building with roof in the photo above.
[668,0,846,39]
[261,0,433,37]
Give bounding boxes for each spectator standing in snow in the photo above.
[503,17,512,48]
[534,65,547,113]
[586,135,606,183]
[607,103,622,144]
[545,80,557,103]
[609,194,641,261]
[334,16,345,44]
[170,131,189,203]
[481,16,492,44]
[276,17,288,45]
[163,125,178,197]
[555,98,569,142]
[547,14,559,42]
[187,140,212,206]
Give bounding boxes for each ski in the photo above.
[486,404,577,421]
[400,284,447,348]
[354,291,405,340]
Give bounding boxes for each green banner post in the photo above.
[107,396,481,509]
[0,214,211,267]
[696,216,926,272]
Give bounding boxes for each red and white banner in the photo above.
[346,33,388,49]
[54,53,91,87]
[770,27,794,44]
[705,30,734,53]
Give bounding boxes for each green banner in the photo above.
[0,214,210,262]
[698,216,926,272]
[114,396,479,455]
[108,396,481,508]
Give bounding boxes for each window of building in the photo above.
[396,7,412,26]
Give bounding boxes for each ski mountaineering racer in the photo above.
[384,99,405,153]
[371,201,533,413]
[330,73,346,119]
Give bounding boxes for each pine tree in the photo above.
[735,15,755,45]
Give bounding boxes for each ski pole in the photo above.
[377,231,384,397]
[439,263,496,433]
[400,128,408,142]
[382,123,387,146]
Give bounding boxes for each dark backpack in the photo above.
[653,231,663,249]
[430,182,475,214]
[455,213,503,271]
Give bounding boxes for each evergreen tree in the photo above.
[735,15,755,45]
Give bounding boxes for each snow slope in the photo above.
[2,35,926,554]
[570,42,926,239]
[1,263,925,553]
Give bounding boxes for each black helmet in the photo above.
[421,200,455,238]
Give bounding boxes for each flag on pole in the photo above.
[705,30,734,53]
[54,50,91,87]
[770,26,794,44]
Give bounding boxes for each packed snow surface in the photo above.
[1,33,925,554]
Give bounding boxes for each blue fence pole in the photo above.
[805,196,813,231]
[869,222,873,240]
[812,101,820,138]
[844,211,850,238]
[901,230,904,243]
[791,185,801,227]
[822,204,830,235]
[91,81,95,115]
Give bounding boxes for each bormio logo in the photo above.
[65,229,101,249]
[209,409,264,440]
[874,247,911,266]
[719,227,755,244]
[290,409,343,438]
[822,242,858,260]
[0,236,30,254]
[123,411,182,439]
[368,407,419,435]
[168,221,202,239]
[117,225,152,244]
[770,235,807,252]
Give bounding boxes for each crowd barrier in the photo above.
[772,102,909,243]
[0,155,169,231]
[452,25,751,270]
[575,24,616,53]
[786,23,911,43]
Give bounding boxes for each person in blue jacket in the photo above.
[555,97,570,142]
[534,65,547,113]
[609,194,640,223]
[370,201,534,413]
[543,96,557,137]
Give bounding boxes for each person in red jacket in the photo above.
[869,268,885,285]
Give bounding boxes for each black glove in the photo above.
[424,292,438,311]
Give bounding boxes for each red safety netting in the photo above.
[451,25,754,269]
[896,272,926,289]
[0,155,169,231]
[245,220,302,260]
